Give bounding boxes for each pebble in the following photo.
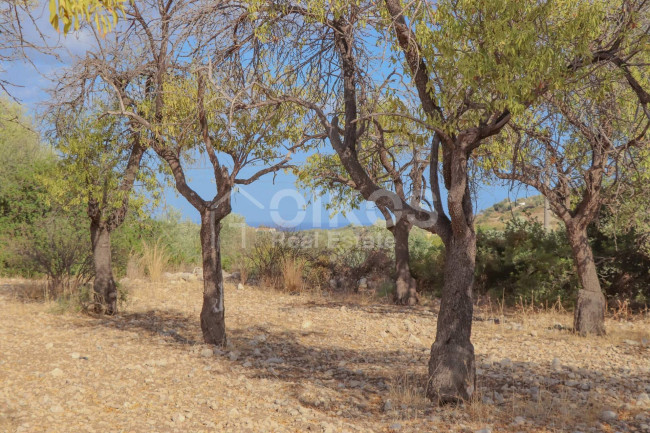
[70,352,80,359]
[172,413,185,423]
[389,423,402,431]
[45,342,53,349]
[408,334,423,346]
[49,405,64,414]
[638,393,650,406]
[551,358,562,371]
[200,348,214,357]
[237,283,244,290]
[600,410,617,422]
[513,416,526,425]
[383,400,393,412]
[50,368,63,378]
[529,387,540,402]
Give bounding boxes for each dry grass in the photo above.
[125,252,145,279]
[387,372,430,420]
[5,279,49,301]
[238,260,250,285]
[281,257,304,293]
[139,238,170,282]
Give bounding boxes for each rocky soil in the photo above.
[0,278,648,433]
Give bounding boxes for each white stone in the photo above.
[408,334,423,346]
[551,358,562,371]
[600,410,617,421]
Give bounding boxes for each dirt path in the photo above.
[0,279,648,432]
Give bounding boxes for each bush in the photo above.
[590,207,650,304]
[8,209,93,297]
[475,218,577,306]
[245,231,317,289]
[409,232,445,296]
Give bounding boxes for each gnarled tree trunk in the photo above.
[567,224,606,336]
[392,220,418,305]
[426,230,476,403]
[199,208,226,346]
[90,220,117,315]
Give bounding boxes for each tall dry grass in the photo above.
[281,257,304,293]
[140,238,170,282]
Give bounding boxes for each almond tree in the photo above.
[47,107,151,314]
[296,108,430,305]
[244,0,632,403]
[488,73,650,335]
[61,0,309,345]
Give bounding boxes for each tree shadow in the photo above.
[72,307,649,430]
[293,299,439,320]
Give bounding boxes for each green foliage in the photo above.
[0,101,93,292]
[111,210,251,276]
[590,205,650,303]
[475,219,577,305]
[410,218,578,304]
[409,230,446,296]
[407,0,607,126]
[8,207,93,293]
[0,102,50,239]
[48,106,155,221]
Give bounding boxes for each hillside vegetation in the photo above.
[476,196,562,231]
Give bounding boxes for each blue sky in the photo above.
[3,5,533,228]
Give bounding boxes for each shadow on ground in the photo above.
[69,305,650,432]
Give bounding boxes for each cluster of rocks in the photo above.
[160,267,250,284]
[328,276,392,294]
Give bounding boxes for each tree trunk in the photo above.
[90,221,117,315]
[199,209,227,346]
[392,221,418,306]
[426,231,476,403]
[567,224,606,336]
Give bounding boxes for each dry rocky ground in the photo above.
[0,278,649,433]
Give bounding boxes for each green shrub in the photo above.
[475,218,577,306]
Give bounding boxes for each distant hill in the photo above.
[476,195,562,230]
